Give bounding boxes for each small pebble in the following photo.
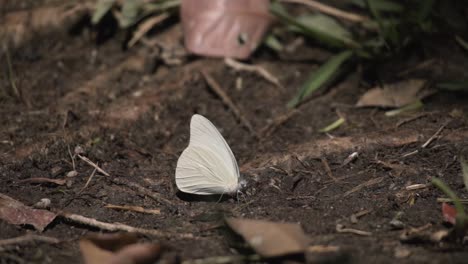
[33,198,51,209]
[390,219,405,230]
[66,170,78,177]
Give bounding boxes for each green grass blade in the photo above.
[437,81,468,91]
[288,50,353,108]
[120,0,143,28]
[385,100,423,117]
[264,34,284,52]
[461,157,468,193]
[455,36,468,52]
[270,2,359,49]
[319,117,345,133]
[92,0,116,24]
[351,0,403,12]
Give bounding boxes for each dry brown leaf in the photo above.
[180,0,272,59]
[79,233,162,264]
[356,79,433,108]
[226,217,310,257]
[0,3,91,48]
[0,193,56,231]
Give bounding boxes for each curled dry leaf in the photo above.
[79,233,162,264]
[356,79,434,108]
[226,217,310,257]
[442,202,457,225]
[180,0,272,59]
[0,3,91,48]
[0,193,56,232]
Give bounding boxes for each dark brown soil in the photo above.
[1,2,468,263]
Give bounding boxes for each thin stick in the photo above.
[109,177,176,211]
[60,212,191,238]
[336,224,371,236]
[321,157,337,182]
[343,176,384,197]
[79,167,97,193]
[67,145,76,171]
[77,154,110,176]
[402,150,418,158]
[224,58,284,90]
[260,110,299,137]
[396,113,428,128]
[128,13,170,47]
[4,45,21,102]
[422,122,448,148]
[0,234,60,248]
[201,71,258,138]
[280,0,368,23]
[104,204,161,215]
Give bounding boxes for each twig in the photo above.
[224,58,284,90]
[343,177,384,197]
[280,0,368,23]
[259,110,299,137]
[336,224,371,236]
[77,154,110,176]
[421,122,448,148]
[79,167,97,194]
[104,204,161,215]
[321,157,337,182]
[200,71,258,138]
[60,212,191,238]
[405,183,429,191]
[109,177,176,211]
[182,254,261,264]
[128,13,170,47]
[401,150,418,158]
[0,234,60,249]
[67,145,76,171]
[396,113,428,128]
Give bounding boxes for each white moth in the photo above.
[175,114,244,195]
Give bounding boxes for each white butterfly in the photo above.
[175,114,244,195]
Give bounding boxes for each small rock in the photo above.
[394,246,411,258]
[74,146,84,155]
[33,198,51,209]
[50,166,64,177]
[390,219,405,230]
[66,170,78,177]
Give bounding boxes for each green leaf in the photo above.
[415,0,435,22]
[319,117,345,133]
[461,157,468,193]
[120,0,143,28]
[384,100,423,117]
[92,0,116,24]
[351,0,403,12]
[455,36,468,52]
[270,2,359,49]
[143,0,180,14]
[293,14,356,47]
[264,34,283,52]
[288,50,354,108]
[437,81,468,91]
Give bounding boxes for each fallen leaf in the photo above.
[79,233,162,264]
[356,79,433,108]
[180,0,272,59]
[0,193,56,231]
[225,217,310,257]
[442,202,457,225]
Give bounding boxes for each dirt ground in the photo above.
[1,1,468,263]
